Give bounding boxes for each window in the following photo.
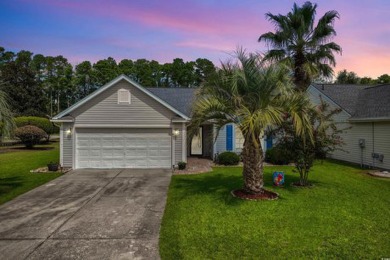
[117,89,130,104]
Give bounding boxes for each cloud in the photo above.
[7,0,390,77]
[30,0,268,37]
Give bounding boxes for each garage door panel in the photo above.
[112,149,125,157]
[76,129,171,169]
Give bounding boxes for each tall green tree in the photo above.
[336,69,360,84]
[360,76,374,85]
[118,59,134,78]
[170,58,196,87]
[0,50,47,116]
[93,57,120,86]
[74,61,95,101]
[258,1,341,91]
[0,89,15,139]
[190,50,312,195]
[45,56,73,115]
[377,74,390,84]
[194,58,216,86]
[131,59,163,86]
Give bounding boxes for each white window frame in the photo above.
[117,89,131,104]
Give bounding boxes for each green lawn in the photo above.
[160,161,390,259]
[0,142,61,205]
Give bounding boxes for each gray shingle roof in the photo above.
[146,88,197,117]
[313,84,368,115]
[313,83,390,120]
[351,84,390,119]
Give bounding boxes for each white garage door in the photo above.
[76,129,171,169]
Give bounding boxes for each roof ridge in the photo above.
[362,84,390,90]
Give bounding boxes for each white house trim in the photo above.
[172,118,189,123]
[59,124,63,166]
[72,124,76,169]
[182,123,186,162]
[74,124,171,128]
[51,119,74,123]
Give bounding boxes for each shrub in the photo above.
[265,145,292,165]
[218,151,240,165]
[14,125,46,148]
[15,116,59,141]
[178,161,187,170]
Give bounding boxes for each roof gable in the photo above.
[312,83,390,121]
[52,75,190,121]
[312,84,368,115]
[350,84,390,120]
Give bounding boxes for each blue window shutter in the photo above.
[266,136,273,149]
[226,125,233,151]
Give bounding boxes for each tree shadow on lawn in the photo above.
[0,176,24,196]
[0,146,55,154]
[172,174,244,206]
[171,170,321,205]
[8,146,54,151]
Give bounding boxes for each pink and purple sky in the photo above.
[1,0,389,78]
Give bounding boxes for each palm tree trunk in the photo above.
[294,51,309,91]
[241,134,264,194]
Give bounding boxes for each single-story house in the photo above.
[308,83,390,170]
[52,75,273,169]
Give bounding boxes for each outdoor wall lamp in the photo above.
[66,128,72,136]
[172,129,180,137]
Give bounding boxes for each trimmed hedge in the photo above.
[217,151,240,166]
[265,145,292,165]
[14,125,47,148]
[15,116,58,141]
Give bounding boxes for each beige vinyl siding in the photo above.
[215,125,227,154]
[62,122,74,167]
[72,79,175,126]
[308,86,390,170]
[308,86,363,164]
[332,122,390,169]
[330,122,372,165]
[372,122,390,169]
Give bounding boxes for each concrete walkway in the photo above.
[0,169,172,260]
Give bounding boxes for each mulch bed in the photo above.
[30,167,72,174]
[231,189,279,201]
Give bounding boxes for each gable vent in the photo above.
[118,89,130,104]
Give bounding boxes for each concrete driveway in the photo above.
[0,169,171,260]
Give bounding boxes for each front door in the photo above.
[191,127,202,155]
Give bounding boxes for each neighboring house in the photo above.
[308,84,390,170]
[52,75,271,169]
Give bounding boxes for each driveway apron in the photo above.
[0,169,171,260]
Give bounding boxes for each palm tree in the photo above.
[0,89,15,140]
[258,1,341,91]
[189,50,312,195]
